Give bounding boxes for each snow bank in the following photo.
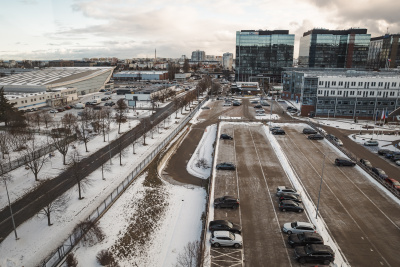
[186,124,217,179]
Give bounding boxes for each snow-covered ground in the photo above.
[0,100,205,266]
[348,132,400,154]
[186,124,217,179]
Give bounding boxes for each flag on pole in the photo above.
[381,109,385,120]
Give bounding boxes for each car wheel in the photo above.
[233,243,240,248]
[323,260,330,265]
[287,230,292,235]
[214,243,220,248]
[232,205,238,209]
[282,208,286,212]
[299,258,306,264]
[298,209,303,213]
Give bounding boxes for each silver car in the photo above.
[282,221,318,235]
[276,186,299,197]
[210,230,242,248]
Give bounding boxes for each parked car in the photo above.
[288,232,324,248]
[396,160,400,166]
[303,128,317,134]
[250,100,259,104]
[57,108,65,112]
[254,104,262,108]
[49,109,58,113]
[223,102,232,106]
[289,108,298,113]
[335,139,343,146]
[308,134,324,140]
[210,231,242,248]
[214,196,240,209]
[279,193,302,203]
[287,106,294,110]
[209,220,241,234]
[279,200,304,212]
[378,149,392,156]
[64,106,71,110]
[364,140,379,146]
[272,129,286,135]
[99,89,106,92]
[335,158,356,166]
[294,244,335,265]
[385,151,400,159]
[220,134,233,140]
[359,159,372,168]
[216,162,236,170]
[390,155,400,162]
[260,101,270,106]
[105,92,112,95]
[384,178,400,192]
[371,167,388,179]
[282,221,317,235]
[276,186,299,197]
[270,126,281,131]
[201,106,211,109]
[101,97,108,101]
[232,101,241,106]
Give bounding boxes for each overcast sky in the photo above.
[1,0,399,60]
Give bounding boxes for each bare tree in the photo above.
[99,108,112,142]
[131,130,138,154]
[40,111,53,128]
[0,132,11,159]
[114,99,128,134]
[69,150,91,199]
[140,117,152,145]
[101,161,111,180]
[51,125,73,165]
[31,112,41,130]
[176,240,202,267]
[75,220,104,247]
[21,138,49,181]
[66,253,78,267]
[38,193,69,226]
[76,118,91,152]
[173,98,181,118]
[61,113,78,129]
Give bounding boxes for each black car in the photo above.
[216,162,236,170]
[391,155,400,162]
[279,193,302,203]
[254,104,262,108]
[214,196,239,209]
[294,244,335,265]
[101,97,108,101]
[287,106,293,110]
[279,200,304,212]
[308,134,324,140]
[335,158,356,166]
[209,220,241,234]
[288,232,324,248]
[303,128,317,134]
[272,129,286,135]
[220,134,233,140]
[232,101,241,106]
[359,158,372,168]
[385,151,400,159]
[378,149,392,156]
[371,167,388,179]
[250,100,259,104]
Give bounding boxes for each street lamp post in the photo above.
[3,177,18,240]
[315,151,333,220]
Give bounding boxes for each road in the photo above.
[0,101,174,242]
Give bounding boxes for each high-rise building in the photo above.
[223,52,233,70]
[299,28,371,69]
[367,34,400,69]
[191,50,206,62]
[235,30,294,82]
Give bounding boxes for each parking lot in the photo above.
[208,98,400,266]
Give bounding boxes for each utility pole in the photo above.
[3,177,18,240]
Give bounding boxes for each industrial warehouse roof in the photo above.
[0,67,113,86]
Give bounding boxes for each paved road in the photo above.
[279,125,400,266]
[0,102,174,242]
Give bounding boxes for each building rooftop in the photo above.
[288,68,400,78]
[114,71,168,75]
[0,67,113,87]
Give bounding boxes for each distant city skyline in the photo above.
[1,0,399,60]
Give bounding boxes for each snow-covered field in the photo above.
[349,132,400,153]
[0,99,208,266]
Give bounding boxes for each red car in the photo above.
[384,178,400,192]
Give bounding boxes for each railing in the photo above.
[0,135,76,176]
[307,121,400,200]
[41,99,206,267]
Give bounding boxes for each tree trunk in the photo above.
[47,213,52,226]
[78,181,82,199]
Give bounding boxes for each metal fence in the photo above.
[307,121,400,200]
[0,135,76,176]
[42,99,206,267]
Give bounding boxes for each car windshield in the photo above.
[229,232,235,240]
[305,245,313,254]
[291,222,297,228]
[299,233,305,241]
[226,221,233,228]
[393,181,400,186]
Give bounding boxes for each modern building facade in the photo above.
[113,71,168,81]
[191,50,206,62]
[282,69,400,119]
[299,29,371,69]
[367,34,400,69]
[223,52,233,70]
[235,30,294,82]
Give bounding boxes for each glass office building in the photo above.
[367,34,400,69]
[235,30,294,82]
[299,29,371,69]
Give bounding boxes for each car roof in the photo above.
[210,220,231,225]
[296,221,315,228]
[213,230,232,237]
[309,244,334,253]
[337,157,351,161]
[281,200,297,204]
[278,186,291,190]
[302,232,322,238]
[280,193,297,198]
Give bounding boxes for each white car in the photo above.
[49,110,58,113]
[364,140,379,146]
[276,186,299,197]
[210,230,242,248]
[282,221,318,235]
[223,102,232,106]
[396,160,400,166]
[335,139,343,146]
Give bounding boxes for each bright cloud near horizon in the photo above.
[1,0,399,60]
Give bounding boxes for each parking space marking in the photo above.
[284,131,391,266]
[247,126,293,267]
[211,248,242,267]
